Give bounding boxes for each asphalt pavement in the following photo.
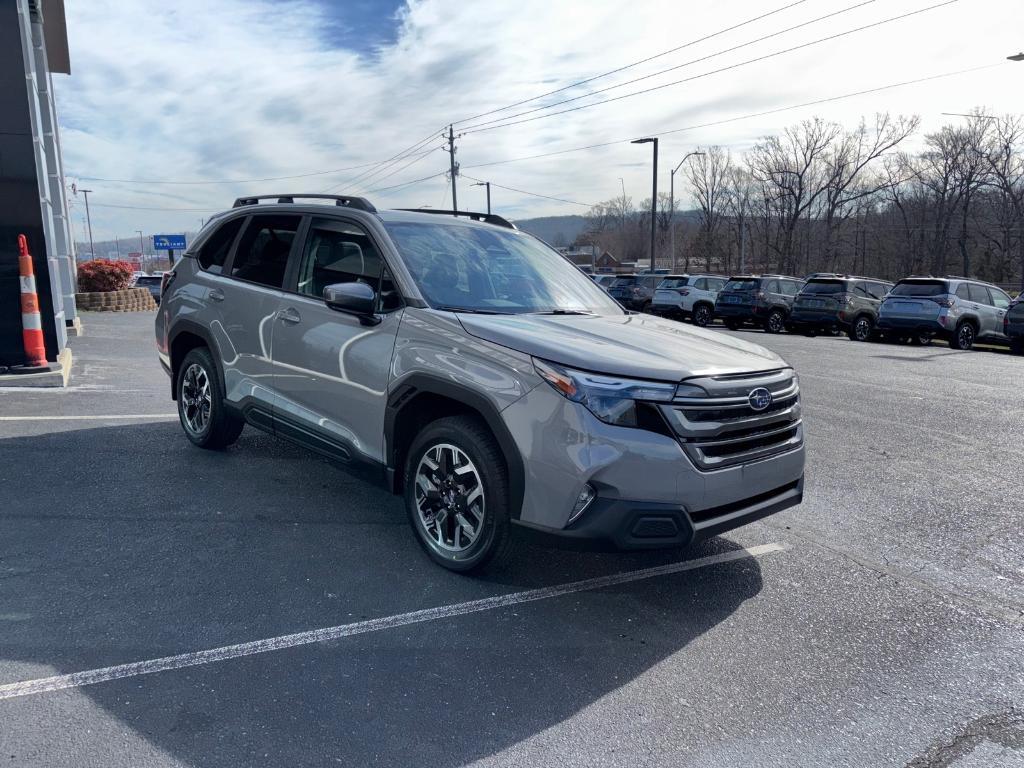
[0,312,1021,767]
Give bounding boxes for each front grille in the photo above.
[661,369,803,470]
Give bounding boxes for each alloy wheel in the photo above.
[180,363,212,436]
[854,317,871,341]
[958,323,975,349]
[694,305,711,327]
[768,312,785,333]
[414,443,485,553]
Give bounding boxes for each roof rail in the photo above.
[232,194,377,213]
[395,208,516,230]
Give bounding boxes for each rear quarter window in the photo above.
[197,217,244,275]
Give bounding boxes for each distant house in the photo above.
[557,245,631,272]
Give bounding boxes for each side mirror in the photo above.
[323,282,380,325]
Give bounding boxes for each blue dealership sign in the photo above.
[153,234,186,250]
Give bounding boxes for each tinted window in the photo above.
[197,217,243,275]
[693,278,707,290]
[802,280,845,294]
[763,280,780,294]
[723,279,758,291]
[610,276,638,287]
[869,282,892,300]
[955,284,971,301]
[891,280,948,297]
[968,284,991,305]
[136,276,162,286]
[229,215,300,288]
[383,221,622,314]
[296,219,384,299]
[989,288,1010,309]
[852,282,871,298]
[780,280,802,295]
[708,278,726,291]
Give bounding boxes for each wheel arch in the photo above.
[168,321,220,401]
[384,375,526,519]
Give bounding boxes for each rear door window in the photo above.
[968,284,991,305]
[197,217,244,275]
[229,215,301,289]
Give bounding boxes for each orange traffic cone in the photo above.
[14,234,49,372]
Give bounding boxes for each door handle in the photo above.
[209,288,225,302]
[277,307,301,325]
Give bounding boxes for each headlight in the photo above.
[533,358,677,427]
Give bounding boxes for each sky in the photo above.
[53,0,1024,245]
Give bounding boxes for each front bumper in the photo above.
[515,476,803,550]
[500,383,806,549]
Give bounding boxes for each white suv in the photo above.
[652,274,727,326]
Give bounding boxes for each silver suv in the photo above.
[156,194,805,572]
[651,274,726,326]
[877,276,1012,350]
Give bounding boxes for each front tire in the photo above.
[404,415,512,573]
[176,347,244,449]
[949,321,976,351]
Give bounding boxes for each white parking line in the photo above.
[0,414,177,421]
[0,543,786,701]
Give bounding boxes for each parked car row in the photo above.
[591,270,1023,354]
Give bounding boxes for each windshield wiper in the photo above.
[531,309,595,315]
[433,305,512,315]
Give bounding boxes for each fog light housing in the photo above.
[568,483,596,524]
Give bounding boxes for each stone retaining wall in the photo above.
[75,287,158,312]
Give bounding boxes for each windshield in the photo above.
[724,279,758,292]
[802,280,846,294]
[384,221,623,315]
[890,280,948,297]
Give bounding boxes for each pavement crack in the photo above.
[904,708,1024,767]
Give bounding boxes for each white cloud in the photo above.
[55,0,1024,240]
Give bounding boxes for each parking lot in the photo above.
[0,312,1021,767]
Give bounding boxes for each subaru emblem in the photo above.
[748,387,773,412]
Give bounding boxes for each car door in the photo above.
[270,216,404,468]
[213,213,300,419]
[967,283,996,337]
[987,287,1011,340]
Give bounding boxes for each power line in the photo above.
[451,0,809,126]
[323,128,445,193]
[461,174,593,208]
[85,202,216,212]
[367,170,448,195]
[348,145,444,194]
[460,63,1001,172]
[461,0,960,136]
[75,158,405,186]
[460,0,879,132]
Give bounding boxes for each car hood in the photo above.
[456,312,786,381]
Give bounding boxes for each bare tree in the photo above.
[686,146,731,273]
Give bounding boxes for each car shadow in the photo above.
[0,422,764,767]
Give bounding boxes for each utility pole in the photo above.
[472,181,491,214]
[79,188,95,260]
[136,230,145,255]
[447,124,459,213]
[669,151,705,273]
[632,138,658,272]
[114,235,121,258]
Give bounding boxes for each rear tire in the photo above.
[1011,340,1024,356]
[949,321,976,351]
[848,315,874,342]
[176,347,244,450]
[404,415,513,573]
[764,309,786,334]
[692,303,713,327]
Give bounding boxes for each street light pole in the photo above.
[472,181,491,214]
[669,151,705,273]
[80,188,95,261]
[632,138,658,272]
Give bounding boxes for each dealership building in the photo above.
[0,0,78,377]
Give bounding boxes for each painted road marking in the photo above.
[0,414,177,421]
[0,543,786,701]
